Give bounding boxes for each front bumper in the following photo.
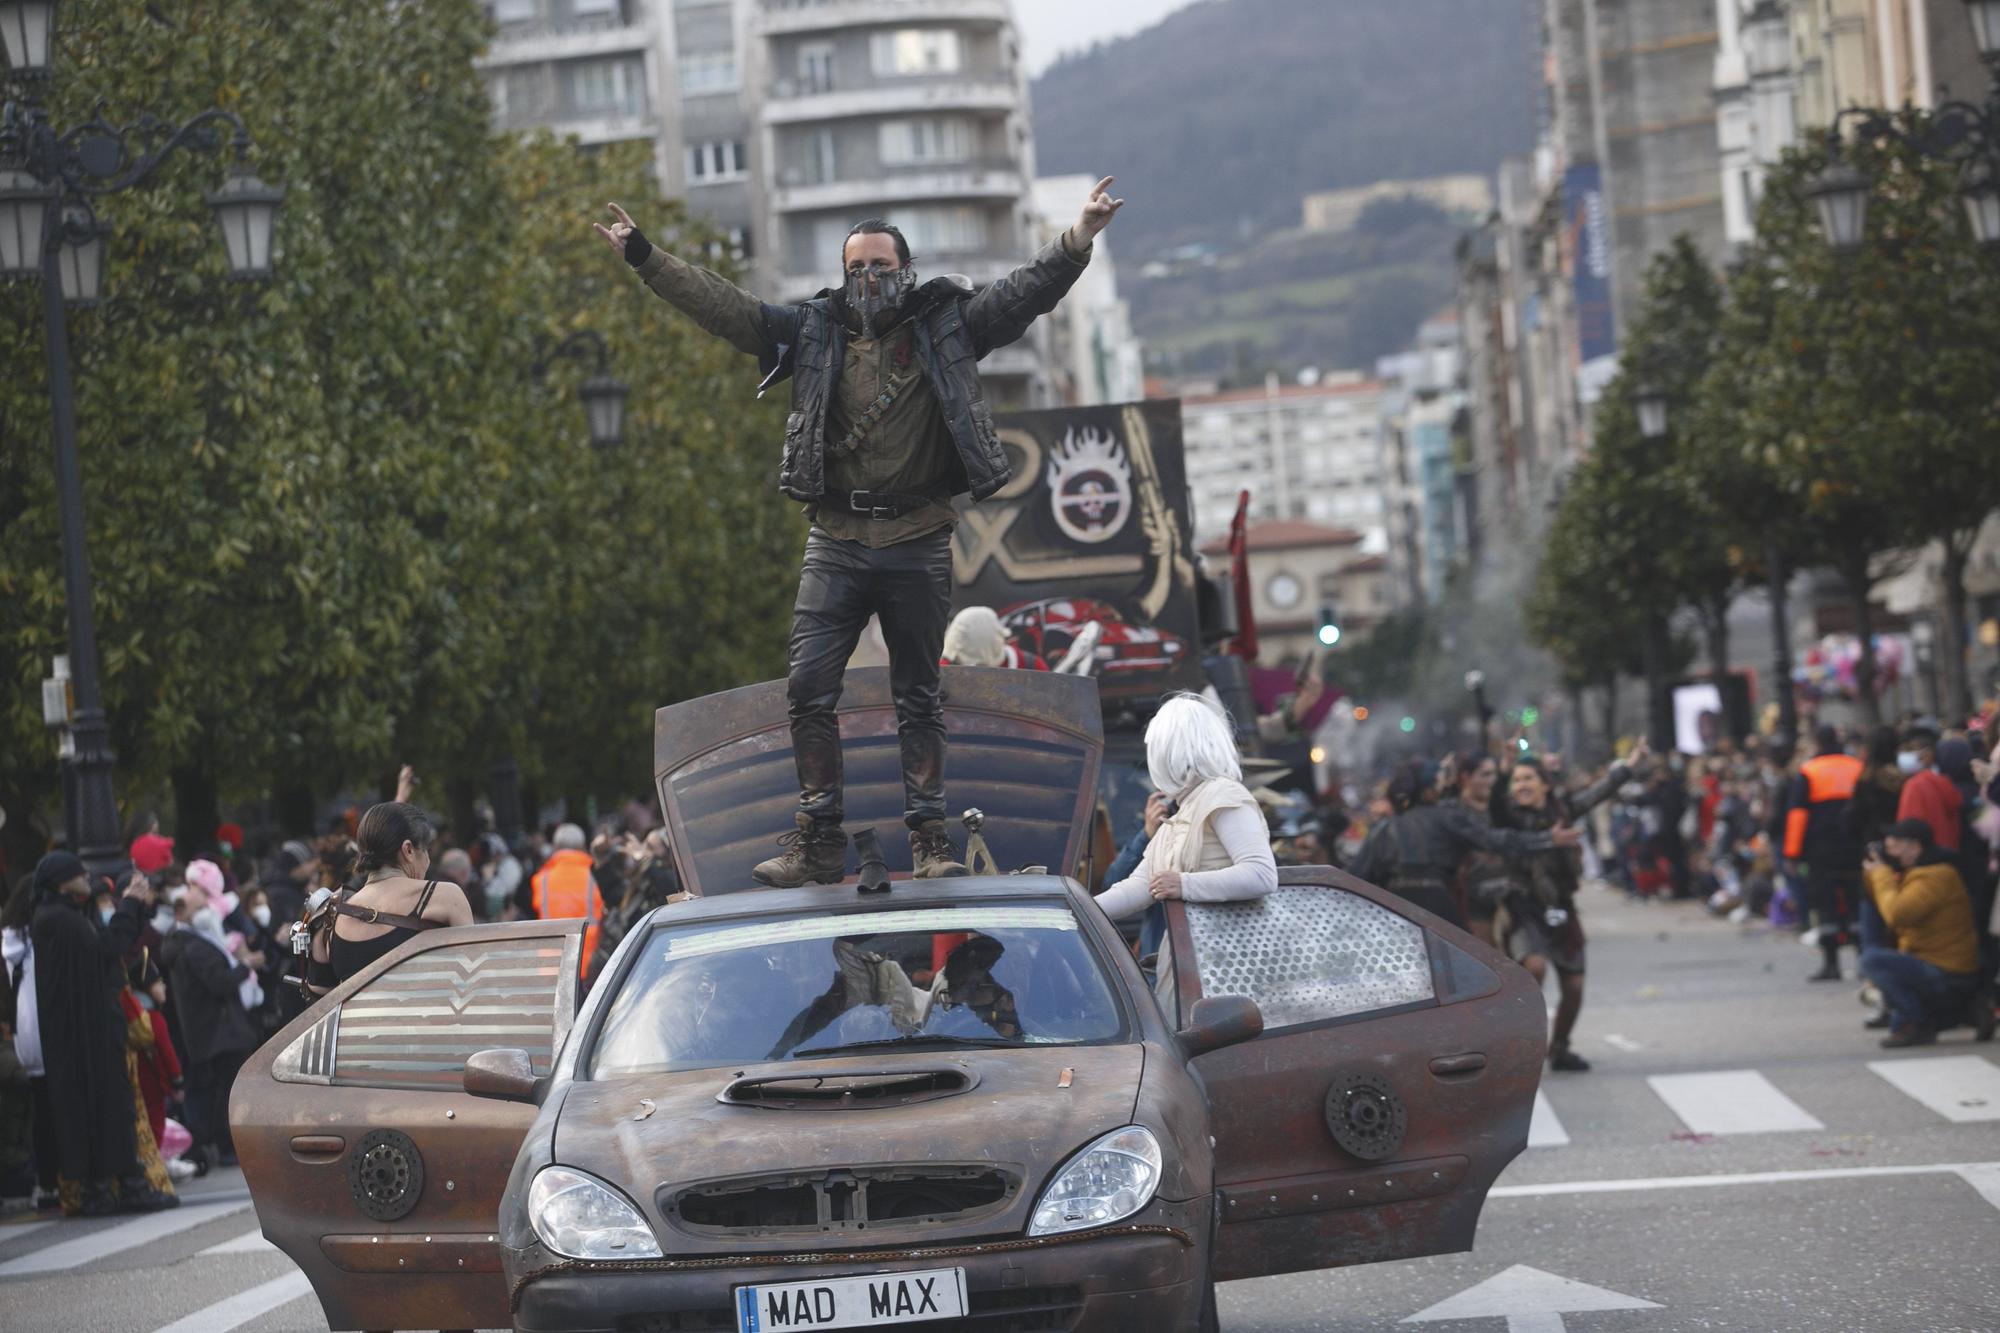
[510,1197,1210,1333]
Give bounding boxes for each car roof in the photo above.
[652,669,1104,897]
[639,874,1086,928]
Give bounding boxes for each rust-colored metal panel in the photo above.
[232,920,581,1332]
[653,667,1103,895]
[1169,866,1544,1282]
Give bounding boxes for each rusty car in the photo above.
[231,668,1545,1332]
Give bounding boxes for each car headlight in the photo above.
[528,1166,662,1260]
[1028,1125,1163,1237]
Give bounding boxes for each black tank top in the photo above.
[329,879,441,981]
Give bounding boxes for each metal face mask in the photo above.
[844,260,916,338]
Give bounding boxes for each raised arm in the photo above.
[595,202,796,365]
[964,176,1122,356]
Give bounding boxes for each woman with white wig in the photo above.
[1095,693,1277,920]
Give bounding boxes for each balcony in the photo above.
[770,164,1023,215]
[758,0,1012,38]
[763,79,1016,124]
[496,108,659,144]
[478,16,652,68]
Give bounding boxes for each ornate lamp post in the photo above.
[532,328,629,449]
[2,1,281,873]
[1807,1,2000,250]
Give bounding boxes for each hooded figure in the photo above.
[27,853,177,1215]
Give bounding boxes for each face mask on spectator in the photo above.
[192,905,222,937]
[98,907,114,925]
[151,906,176,935]
[1897,751,1922,775]
[249,904,272,928]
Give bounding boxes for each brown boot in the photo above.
[752,813,848,887]
[910,820,967,879]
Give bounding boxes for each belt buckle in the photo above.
[851,490,893,520]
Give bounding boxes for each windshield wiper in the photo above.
[792,1034,1028,1058]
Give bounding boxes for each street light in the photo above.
[2,8,281,873]
[1807,152,1872,253]
[534,329,628,449]
[1635,380,1670,441]
[0,0,54,74]
[1969,0,2000,58]
[1961,155,2000,245]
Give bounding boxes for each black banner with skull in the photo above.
[951,399,1203,700]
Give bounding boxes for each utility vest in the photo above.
[531,849,602,979]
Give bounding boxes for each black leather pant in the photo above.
[787,527,951,829]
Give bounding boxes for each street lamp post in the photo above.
[532,328,629,450]
[2,1,281,874]
[1807,3,2000,251]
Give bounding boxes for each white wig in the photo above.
[1145,692,1242,799]
[942,606,1008,667]
[552,823,587,851]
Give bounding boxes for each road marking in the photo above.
[199,1228,278,1255]
[1953,1163,2000,1213]
[1491,1159,2000,1199]
[1646,1069,1823,1135]
[1527,1090,1569,1148]
[0,1199,250,1278]
[148,1270,314,1333]
[1603,1033,1643,1052]
[0,1219,55,1243]
[1403,1264,1662,1329]
[1868,1054,2000,1123]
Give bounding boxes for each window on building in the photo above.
[490,0,536,23]
[686,140,747,184]
[870,29,963,76]
[571,0,619,16]
[807,129,838,185]
[879,117,973,166]
[679,51,738,95]
[798,42,836,94]
[703,227,754,264]
[570,58,641,116]
[886,205,987,256]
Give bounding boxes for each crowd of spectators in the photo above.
[0,774,684,1219]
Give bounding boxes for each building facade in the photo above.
[1179,376,1390,550]
[1030,174,1145,407]
[1198,521,1386,664]
[751,0,1052,405]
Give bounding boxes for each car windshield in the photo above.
[588,902,1126,1076]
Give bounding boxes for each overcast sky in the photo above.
[1011,0,1203,75]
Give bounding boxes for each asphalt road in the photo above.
[3,885,1995,1333]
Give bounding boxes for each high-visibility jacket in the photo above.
[1783,751,1864,867]
[531,849,603,977]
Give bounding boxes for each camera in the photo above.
[1544,907,1570,929]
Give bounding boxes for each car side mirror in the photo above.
[1177,995,1263,1060]
[463,1047,540,1102]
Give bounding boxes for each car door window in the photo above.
[272,934,579,1088]
[1180,885,1434,1030]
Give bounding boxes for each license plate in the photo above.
[735,1267,967,1330]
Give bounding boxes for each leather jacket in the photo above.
[629,236,1091,503]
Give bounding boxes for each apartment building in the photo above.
[478,0,763,281]
[752,0,1051,405]
[1180,376,1390,549]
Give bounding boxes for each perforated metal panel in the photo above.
[1184,886,1434,1028]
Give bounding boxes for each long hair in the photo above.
[1145,693,1241,799]
[355,802,436,875]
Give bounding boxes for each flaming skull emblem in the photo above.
[1045,427,1133,545]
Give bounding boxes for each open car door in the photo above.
[1163,866,1543,1281]
[230,920,581,1332]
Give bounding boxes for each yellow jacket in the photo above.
[1866,859,1979,976]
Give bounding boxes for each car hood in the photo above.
[554,1044,1143,1254]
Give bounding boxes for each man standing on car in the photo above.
[596,179,1125,885]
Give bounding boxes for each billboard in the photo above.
[1564,162,1617,392]
[953,400,1204,700]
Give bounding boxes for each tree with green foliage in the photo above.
[0,0,793,861]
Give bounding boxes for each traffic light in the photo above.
[1316,603,1341,648]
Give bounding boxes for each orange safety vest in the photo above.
[531,848,603,977]
[1783,752,1864,860]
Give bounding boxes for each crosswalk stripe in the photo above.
[1646,1070,1824,1136]
[199,1228,278,1256]
[1528,1089,1570,1147]
[0,1219,56,1243]
[0,1199,249,1279]
[1868,1055,2000,1123]
[147,1270,314,1333]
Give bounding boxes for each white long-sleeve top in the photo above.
[1094,804,1279,920]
